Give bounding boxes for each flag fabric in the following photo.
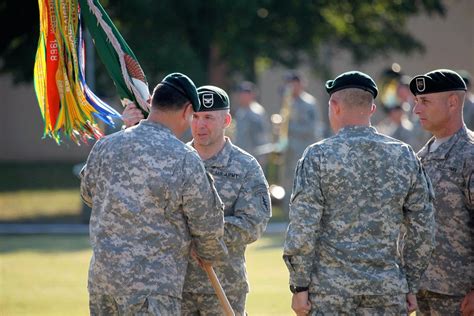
[34,0,150,144]
[78,0,150,112]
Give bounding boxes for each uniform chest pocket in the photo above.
[433,160,465,189]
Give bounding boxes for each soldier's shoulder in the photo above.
[464,128,474,144]
[300,91,316,105]
[92,130,125,151]
[230,144,261,167]
[454,128,474,160]
[374,133,420,162]
[250,102,267,115]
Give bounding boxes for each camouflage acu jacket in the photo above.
[183,138,271,294]
[418,126,474,296]
[81,120,227,298]
[283,125,435,295]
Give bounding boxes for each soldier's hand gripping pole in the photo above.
[203,263,235,316]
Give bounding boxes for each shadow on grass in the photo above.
[0,235,90,254]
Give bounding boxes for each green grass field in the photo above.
[0,189,83,223]
[0,233,292,316]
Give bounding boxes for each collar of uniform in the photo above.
[204,137,233,168]
[418,126,468,160]
[338,125,377,136]
[188,137,233,168]
[139,120,173,135]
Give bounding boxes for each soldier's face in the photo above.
[413,92,451,134]
[191,111,228,147]
[238,91,253,106]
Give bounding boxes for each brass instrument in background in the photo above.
[255,84,294,202]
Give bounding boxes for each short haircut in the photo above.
[334,88,373,108]
[151,83,190,111]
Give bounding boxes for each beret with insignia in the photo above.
[326,71,378,98]
[197,85,230,112]
[409,69,467,96]
[160,73,201,111]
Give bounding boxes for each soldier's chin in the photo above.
[194,138,210,146]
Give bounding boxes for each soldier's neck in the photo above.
[432,116,463,139]
[195,137,227,161]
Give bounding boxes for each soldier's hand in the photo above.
[406,293,418,313]
[122,101,144,128]
[291,291,311,315]
[461,290,474,316]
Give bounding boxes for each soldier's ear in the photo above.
[224,113,232,127]
[447,92,462,111]
[330,99,341,115]
[369,103,376,115]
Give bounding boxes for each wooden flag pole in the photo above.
[203,263,235,316]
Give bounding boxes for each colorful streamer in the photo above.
[34,0,150,144]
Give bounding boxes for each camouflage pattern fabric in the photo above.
[89,293,181,316]
[81,120,227,302]
[182,138,271,312]
[283,125,435,297]
[234,101,271,160]
[308,292,408,316]
[417,289,465,315]
[181,291,246,316]
[417,126,474,297]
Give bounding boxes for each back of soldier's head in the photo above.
[151,72,200,112]
[326,71,378,108]
[335,88,374,109]
[151,84,189,111]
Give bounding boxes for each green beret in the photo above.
[409,69,467,96]
[325,71,378,98]
[197,85,230,112]
[160,73,200,111]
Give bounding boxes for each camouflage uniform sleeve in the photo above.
[403,156,436,293]
[283,147,323,286]
[224,163,271,247]
[182,152,228,261]
[466,160,474,288]
[80,139,105,208]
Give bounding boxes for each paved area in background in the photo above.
[0,222,287,235]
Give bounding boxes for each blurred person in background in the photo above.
[280,71,323,219]
[458,69,474,130]
[233,81,271,168]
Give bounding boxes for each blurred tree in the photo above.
[0,0,445,90]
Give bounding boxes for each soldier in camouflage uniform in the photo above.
[409,69,474,316]
[281,72,323,218]
[181,85,271,316]
[233,81,271,167]
[81,73,227,315]
[283,71,436,315]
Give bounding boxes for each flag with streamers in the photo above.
[34,0,150,144]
